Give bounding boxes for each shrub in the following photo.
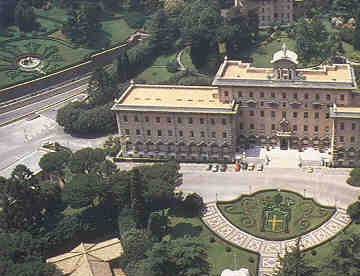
[182,193,204,217]
[118,208,137,236]
[311,250,317,256]
[225,246,231,252]
[248,256,255,263]
[347,168,360,187]
[166,60,178,73]
[209,237,216,243]
[347,201,360,223]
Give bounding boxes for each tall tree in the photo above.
[69,148,106,174]
[14,0,37,32]
[130,168,147,228]
[354,9,360,50]
[274,241,318,276]
[117,49,130,82]
[88,67,115,106]
[0,0,17,29]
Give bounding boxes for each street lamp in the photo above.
[303,188,306,197]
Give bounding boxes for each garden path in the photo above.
[201,202,351,276]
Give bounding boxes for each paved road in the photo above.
[180,165,360,209]
[0,81,88,126]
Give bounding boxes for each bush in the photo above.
[347,201,360,223]
[209,237,216,243]
[248,256,255,263]
[118,208,137,236]
[182,193,204,217]
[347,168,360,187]
[124,11,146,28]
[166,60,178,73]
[225,246,231,252]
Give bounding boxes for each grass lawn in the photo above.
[168,215,259,276]
[34,7,69,24]
[218,190,335,241]
[102,18,135,45]
[304,223,360,274]
[137,53,178,84]
[180,47,198,72]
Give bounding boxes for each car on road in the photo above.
[256,163,264,171]
[234,162,240,172]
[220,164,227,172]
[212,164,219,172]
[307,167,314,173]
[206,164,212,171]
[247,163,255,171]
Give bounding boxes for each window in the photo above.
[147,130,151,136]
[177,117,182,124]
[125,129,130,135]
[190,131,194,137]
[145,116,149,122]
[326,112,329,119]
[223,132,227,138]
[211,132,216,138]
[304,125,308,132]
[351,136,355,143]
[304,93,309,99]
[340,122,344,130]
[167,117,171,123]
[156,117,160,123]
[293,112,297,118]
[340,136,344,142]
[271,124,276,130]
[352,123,356,130]
[326,94,331,101]
[136,129,140,135]
[315,94,320,100]
[260,92,264,98]
[271,111,276,118]
[260,111,265,117]
[293,125,297,131]
[201,131,205,138]
[282,102,286,108]
[211,118,215,125]
[314,126,319,132]
[282,111,286,118]
[260,101,264,107]
[250,124,254,129]
[293,93,298,99]
[188,117,193,124]
[179,130,183,137]
[222,118,227,125]
[238,91,242,97]
[304,112,308,119]
[168,130,173,136]
[200,118,204,124]
[325,126,329,132]
[250,110,255,116]
[134,116,139,122]
[157,130,162,136]
[340,95,345,101]
[240,123,244,129]
[314,112,319,119]
[282,92,286,99]
[224,91,229,97]
[123,115,128,122]
[249,92,253,97]
[271,92,275,98]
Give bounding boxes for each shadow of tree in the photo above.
[170,222,202,239]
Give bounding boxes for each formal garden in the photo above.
[217,190,336,240]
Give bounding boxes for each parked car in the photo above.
[206,164,212,171]
[212,164,219,172]
[256,163,264,171]
[247,163,255,171]
[234,162,240,172]
[220,164,227,172]
[307,167,314,173]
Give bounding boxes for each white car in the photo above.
[212,164,219,172]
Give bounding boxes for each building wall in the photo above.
[257,0,294,26]
[115,111,236,161]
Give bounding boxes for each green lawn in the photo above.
[102,18,135,45]
[168,215,259,276]
[34,7,69,24]
[218,190,335,241]
[137,53,178,84]
[304,223,360,275]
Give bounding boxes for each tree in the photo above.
[130,168,147,228]
[182,193,204,217]
[88,67,116,106]
[146,237,209,276]
[321,233,360,275]
[39,150,72,182]
[69,148,106,174]
[147,211,169,241]
[122,227,152,262]
[347,200,360,223]
[56,101,83,133]
[354,9,360,50]
[117,50,130,82]
[0,0,17,29]
[346,168,360,187]
[15,0,38,32]
[62,174,102,208]
[274,240,318,276]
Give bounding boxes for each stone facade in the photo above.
[112,45,359,166]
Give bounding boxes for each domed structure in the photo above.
[271,43,298,80]
[220,268,250,276]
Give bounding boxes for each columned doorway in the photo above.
[280,138,289,150]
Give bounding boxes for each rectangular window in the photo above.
[304,112,308,119]
[249,92,253,97]
[190,131,194,137]
[315,94,320,100]
[271,124,275,130]
[147,130,151,136]
[123,115,128,122]
[211,132,216,138]
[223,132,227,138]
[271,111,276,118]
[314,112,319,119]
[293,125,297,131]
[340,122,344,130]
[157,130,162,136]
[177,117,182,124]
[282,92,286,99]
[326,94,331,101]
[260,101,264,107]
[201,131,205,138]
[200,118,204,124]
[240,123,243,129]
[250,124,254,129]
[293,93,298,99]
[125,129,130,135]
[168,130,173,136]
[238,91,242,97]
[304,125,308,132]
[271,92,275,98]
[293,112,297,118]
[314,126,319,132]
[167,117,171,123]
[222,118,227,125]
[136,129,140,135]
[352,123,356,130]
[260,111,265,117]
[211,118,215,125]
[282,111,286,118]
[304,93,309,99]
[179,130,183,137]
[134,116,139,122]
[224,91,229,97]
[188,117,193,124]
[340,95,345,101]
[340,136,344,142]
[145,116,149,122]
[156,117,160,123]
[351,136,355,143]
[250,110,255,116]
[260,92,264,98]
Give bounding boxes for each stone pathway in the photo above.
[201,202,351,276]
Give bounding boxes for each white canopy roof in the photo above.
[221,268,250,276]
[271,43,298,65]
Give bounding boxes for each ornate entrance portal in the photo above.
[277,118,291,150]
[280,138,289,150]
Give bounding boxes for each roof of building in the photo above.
[271,43,298,64]
[330,106,360,119]
[111,84,237,114]
[46,238,124,276]
[213,60,357,90]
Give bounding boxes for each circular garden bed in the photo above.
[217,190,336,240]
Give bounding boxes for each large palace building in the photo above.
[112,45,359,167]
